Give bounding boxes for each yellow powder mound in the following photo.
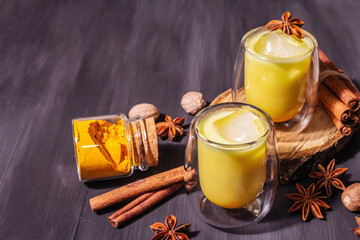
[74,120,131,181]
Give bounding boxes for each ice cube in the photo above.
[254,30,310,58]
[213,109,265,144]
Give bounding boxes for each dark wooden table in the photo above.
[1,0,360,239]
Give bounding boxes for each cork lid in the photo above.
[144,117,158,166]
[130,117,158,168]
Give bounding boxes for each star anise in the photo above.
[265,11,305,38]
[286,183,330,221]
[156,115,184,141]
[352,216,360,238]
[309,159,347,197]
[150,215,191,240]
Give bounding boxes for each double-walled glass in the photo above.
[185,103,278,228]
[233,27,319,132]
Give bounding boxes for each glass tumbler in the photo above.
[233,27,319,132]
[185,103,278,228]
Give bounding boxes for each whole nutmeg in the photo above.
[181,91,206,115]
[129,103,160,120]
[341,183,360,212]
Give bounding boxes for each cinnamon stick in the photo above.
[108,191,155,221]
[319,84,357,127]
[325,108,352,136]
[319,49,360,112]
[90,166,195,211]
[108,183,183,228]
[338,74,360,106]
[108,191,155,227]
[319,49,338,71]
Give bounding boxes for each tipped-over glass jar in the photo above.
[72,114,158,182]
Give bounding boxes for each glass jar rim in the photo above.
[194,102,271,149]
[243,26,317,63]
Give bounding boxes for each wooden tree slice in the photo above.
[211,88,352,184]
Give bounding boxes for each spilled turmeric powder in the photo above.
[73,119,131,181]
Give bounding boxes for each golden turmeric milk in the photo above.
[73,119,132,181]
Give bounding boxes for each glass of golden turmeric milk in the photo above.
[185,103,278,228]
[233,27,319,132]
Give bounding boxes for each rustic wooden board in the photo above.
[211,88,352,184]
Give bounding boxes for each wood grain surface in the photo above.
[1,0,360,239]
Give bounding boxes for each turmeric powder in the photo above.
[73,119,131,181]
